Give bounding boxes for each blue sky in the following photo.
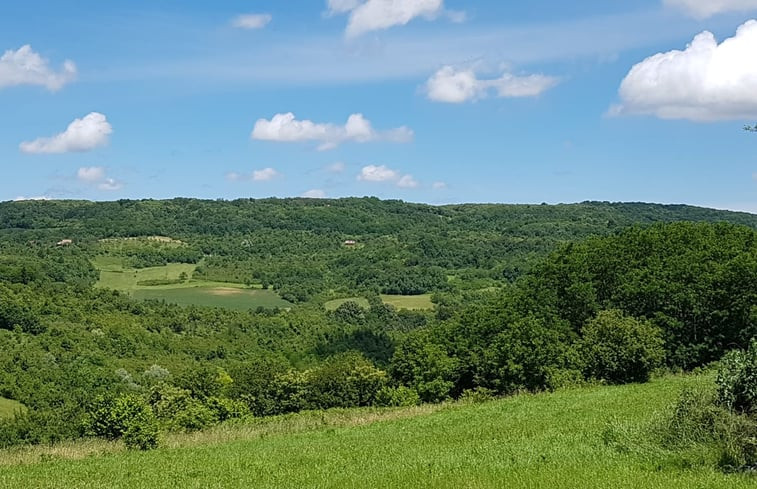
[2,0,757,211]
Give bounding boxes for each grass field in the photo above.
[380,294,434,310]
[94,258,291,311]
[2,374,752,488]
[325,295,434,311]
[0,398,25,419]
[132,287,291,311]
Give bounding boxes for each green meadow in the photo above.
[325,294,434,311]
[2,374,752,489]
[0,398,25,419]
[94,257,291,310]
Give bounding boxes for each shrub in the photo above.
[581,310,664,384]
[716,341,757,415]
[374,386,420,407]
[147,384,217,432]
[84,394,159,450]
[306,352,387,409]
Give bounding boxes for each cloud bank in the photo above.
[426,66,559,103]
[0,45,76,91]
[252,113,413,150]
[611,20,757,121]
[20,113,112,154]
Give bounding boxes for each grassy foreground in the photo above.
[1,374,753,488]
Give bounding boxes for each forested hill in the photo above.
[1,198,756,237]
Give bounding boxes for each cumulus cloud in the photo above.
[327,0,461,38]
[357,164,400,182]
[0,45,76,91]
[611,20,757,121]
[357,165,418,188]
[426,66,559,103]
[664,0,757,18]
[227,168,281,182]
[302,189,327,198]
[232,14,272,29]
[20,112,112,154]
[252,112,413,150]
[76,166,123,191]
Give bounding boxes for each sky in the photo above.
[2,0,757,211]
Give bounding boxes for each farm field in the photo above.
[1,374,752,488]
[0,398,25,419]
[93,258,291,310]
[325,294,434,311]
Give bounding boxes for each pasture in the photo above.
[1,374,752,488]
[93,258,291,310]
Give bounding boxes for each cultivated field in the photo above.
[2,374,751,488]
[94,258,291,311]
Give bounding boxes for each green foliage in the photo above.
[147,384,218,432]
[305,352,387,409]
[716,341,757,415]
[373,385,420,407]
[661,385,757,471]
[84,394,159,450]
[390,333,458,402]
[581,310,665,384]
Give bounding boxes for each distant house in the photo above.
[343,240,357,246]
[57,239,73,246]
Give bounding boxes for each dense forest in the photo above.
[0,198,756,459]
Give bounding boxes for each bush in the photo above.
[306,352,387,409]
[147,384,217,432]
[84,394,159,450]
[374,386,420,407]
[581,310,664,384]
[716,341,757,416]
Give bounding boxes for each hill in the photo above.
[0,374,752,488]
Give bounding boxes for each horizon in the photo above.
[2,1,757,212]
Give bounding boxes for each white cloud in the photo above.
[232,14,272,30]
[0,45,76,91]
[665,0,757,18]
[432,181,447,189]
[98,178,123,191]
[302,189,327,198]
[77,166,106,183]
[357,165,418,188]
[358,164,400,182]
[611,20,757,121]
[253,167,280,181]
[426,66,559,103]
[76,166,123,191]
[252,113,413,150]
[20,112,112,154]
[327,0,460,38]
[397,174,419,188]
[227,168,281,182]
[326,162,346,173]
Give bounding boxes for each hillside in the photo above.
[0,374,752,489]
